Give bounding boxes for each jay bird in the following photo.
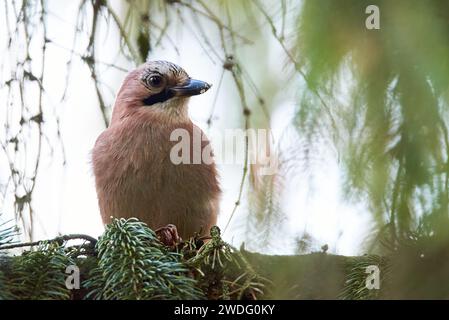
[92,60,221,241]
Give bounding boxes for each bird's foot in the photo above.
[155,224,181,247]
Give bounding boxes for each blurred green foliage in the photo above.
[297,0,449,245]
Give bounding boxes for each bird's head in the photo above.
[112,60,211,124]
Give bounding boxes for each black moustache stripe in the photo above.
[142,90,174,106]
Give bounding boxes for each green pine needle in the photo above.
[84,218,203,300]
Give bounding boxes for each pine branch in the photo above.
[0,234,97,251]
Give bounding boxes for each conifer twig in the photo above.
[0,234,97,250]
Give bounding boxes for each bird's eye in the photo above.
[148,75,163,87]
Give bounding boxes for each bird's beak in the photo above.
[169,79,212,97]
